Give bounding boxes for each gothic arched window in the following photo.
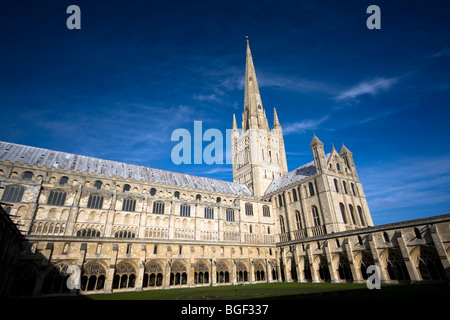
[47,190,67,206]
[245,202,253,215]
[180,204,190,217]
[339,202,347,224]
[204,207,214,219]
[295,211,303,230]
[87,194,103,209]
[358,206,365,226]
[80,262,106,292]
[153,201,165,214]
[279,216,286,233]
[2,185,25,203]
[312,206,321,226]
[226,208,235,222]
[334,179,339,193]
[309,182,315,196]
[122,198,136,212]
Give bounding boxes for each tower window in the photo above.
[312,206,321,226]
[123,184,131,192]
[122,198,136,212]
[59,176,69,185]
[226,208,235,222]
[22,171,33,180]
[204,207,214,219]
[87,194,103,209]
[309,182,315,196]
[334,179,339,193]
[245,203,253,216]
[263,205,270,217]
[47,190,67,206]
[152,201,165,214]
[340,202,347,224]
[292,189,298,202]
[180,204,190,217]
[2,185,25,203]
[94,181,102,190]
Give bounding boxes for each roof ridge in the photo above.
[0,141,252,195]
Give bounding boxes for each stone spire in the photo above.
[232,113,238,131]
[242,38,268,131]
[273,107,280,128]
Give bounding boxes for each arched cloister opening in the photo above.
[80,261,107,292]
[143,261,164,288]
[113,261,137,290]
[194,260,210,284]
[216,261,230,284]
[170,260,187,286]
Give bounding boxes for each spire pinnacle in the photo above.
[273,107,280,128]
[310,134,324,147]
[242,39,268,131]
[232,113,238,130]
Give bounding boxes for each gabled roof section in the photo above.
[0,141,253,196]
[264,153,331,195]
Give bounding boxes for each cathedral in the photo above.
[0,40,449,297]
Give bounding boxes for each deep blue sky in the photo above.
[1,0,449,225]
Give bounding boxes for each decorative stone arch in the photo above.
[113,260,138,290]
[297,256,311,282]
[253,260,265,282]
[333,253,353,282]
[80,261,107,292]
[379,249,410,282]
[193,260,210,284]
[11,262,39,297]
[313,254,330,282]
[143,260,164,288]
[235,260,249,283]
[216,260,230,284]
[170,260,187,286]
[354,250,375,280]
[410,245,447,281]
[41,262,72,295]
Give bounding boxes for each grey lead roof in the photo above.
[0,141,253,197]
[264,154,331,195]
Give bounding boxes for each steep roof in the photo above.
[264,154,331,195]
[0,141,253,196]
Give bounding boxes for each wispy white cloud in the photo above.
[283,114,330,135]
[359,155,450,222]
[193,93,221,103]
[336,77,398,100]
[258,72,331,94]
[429,47,450,59]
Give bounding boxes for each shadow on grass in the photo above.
[46,282,450,301]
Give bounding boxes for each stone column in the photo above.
[135,245,146,291]
[368,233,389,283]
[396,231,421,282]
[344,237,363,283]
[104,244,118,293]
[323,241,339,283]
[33,242,54,296]
[306,244,319,283]
[429,225,450,281]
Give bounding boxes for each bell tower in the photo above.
[232,39,288,197]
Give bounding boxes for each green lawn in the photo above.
[57,282,450,300]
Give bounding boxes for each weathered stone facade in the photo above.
[0,40,448,297]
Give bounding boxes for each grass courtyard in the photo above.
[59,282,449,300]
